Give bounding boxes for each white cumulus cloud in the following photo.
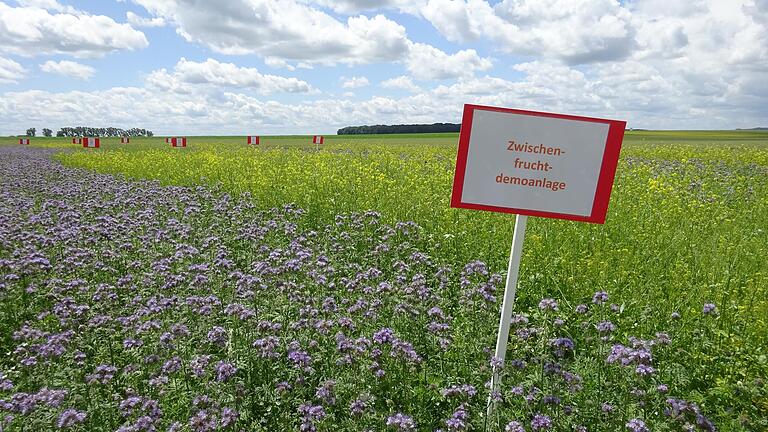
[145,58,315,95]
[0,2,148,58]
[405,42,492,80]
[40,60,96,80]
[341,76,370,88]
[0,56,25,83]
[421,0,635,64]
[128,0,491,78]
[381,75,420,92]
[126,11,166,27]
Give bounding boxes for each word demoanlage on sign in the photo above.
[451,104,626,224]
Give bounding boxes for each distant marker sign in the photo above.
[452,104,625,223]
[247,136,260,145]
[83,137,100,148]
[170,137,187,148]
[312,135,324,145]
[19,138,29,145]
[72,138,82,145]
[121,137,130,144]
[451,104,626,417]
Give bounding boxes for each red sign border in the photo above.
[450,104,626,224]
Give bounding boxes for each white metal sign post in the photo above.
[488,213,527,416]
[450,104,626,418]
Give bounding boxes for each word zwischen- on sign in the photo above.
[451,104,625,224]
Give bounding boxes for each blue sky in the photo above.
[0,0,766,135]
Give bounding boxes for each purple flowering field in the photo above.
[1,140,767,432]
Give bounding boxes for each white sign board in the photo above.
[451,104,625,223]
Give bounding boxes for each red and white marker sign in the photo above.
[72,138,82,144]
[165,138,171,144]
[247,136,260,145]
[83,137,100,148]
[451,104,625,224]
[452,104,626,417]
[121,137,130,144]
[312,135,324,144]
[170,137,187,147]
[19,138,30,145]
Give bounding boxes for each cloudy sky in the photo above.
[0,0,766,135]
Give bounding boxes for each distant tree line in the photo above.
[55,127,154,137]
[23,127,154,137]
[337,123,460,135]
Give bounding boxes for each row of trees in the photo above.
[25,128,52,137]
[56,127,154,137]
[23,127,154,137]
[337,123,460,135]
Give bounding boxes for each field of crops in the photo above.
[1,131,767,431]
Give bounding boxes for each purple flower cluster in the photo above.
[386,413,416,431]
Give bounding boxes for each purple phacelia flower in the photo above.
[386,413,416,431]
[703,303,717,315]
[538,298,558,311]
[349,398,368,416]
[626,418,649,432]
[505,421,525,432]
[56,409,86,429]
[550,337,575,357]
[190,355,211,378]
[86,364,117,384]
[207,326,227,347]
[635,364,655,376]
[592,291,609,304]
[490,356,503,370]
[655,332,671,345]
[213,361,236,382]
[444,404,469,431]
[531,413,552,430]
[596,320,617,333]
[315,380,336,405]
[372,328,396,344]
[441,384,477,398]
[220,407,239,428]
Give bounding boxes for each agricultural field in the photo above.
[0,131,767,431]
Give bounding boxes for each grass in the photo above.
[1,130,767,430]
